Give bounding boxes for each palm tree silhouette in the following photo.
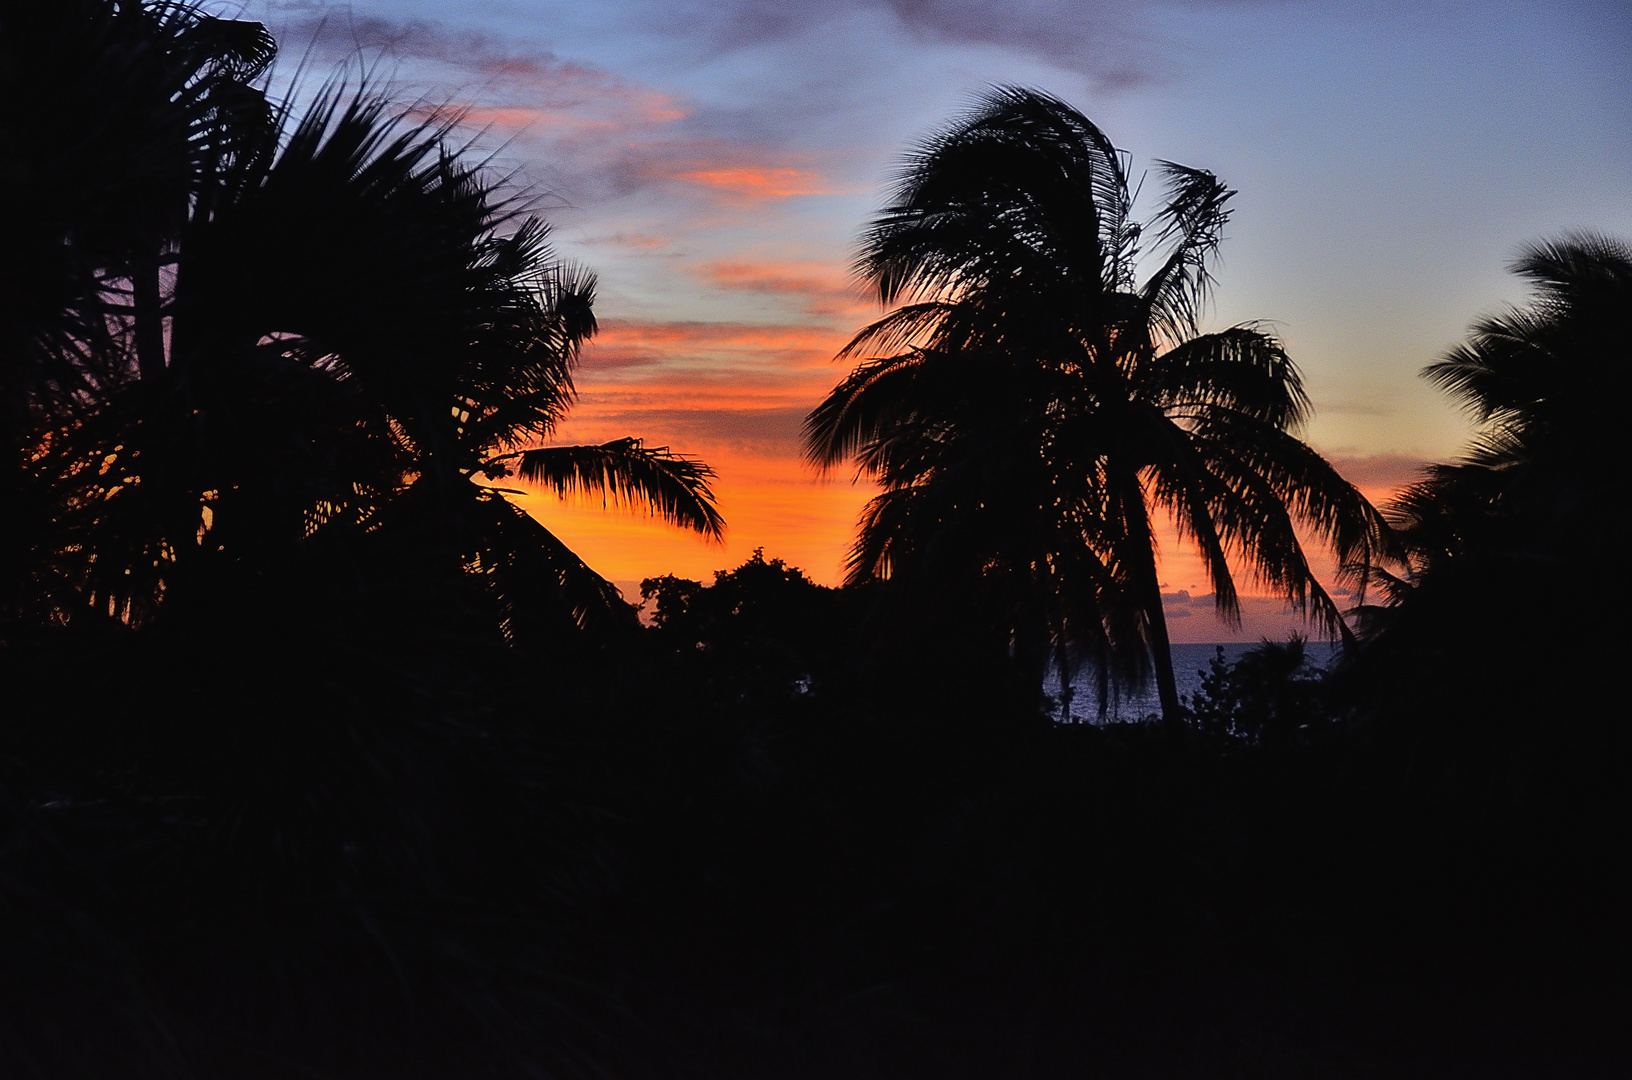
[1366,234,1632,623]
[5,7,720,641]
[1,0,276,624]
[807,87,1384,723]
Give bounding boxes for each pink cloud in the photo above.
[1323,452,1427,505]
[702,259,870,317]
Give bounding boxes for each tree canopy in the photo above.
[807,87,1385,721]
[0,0,720,646]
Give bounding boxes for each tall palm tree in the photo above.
[5,6,721,642]
[807,87,1385,723]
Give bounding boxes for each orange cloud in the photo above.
[583,232,673,251]
[420,86,686,137]
[629,140,844,205]
[541,321,1387,634]
[396,35,690,145]
[673,165,833,200]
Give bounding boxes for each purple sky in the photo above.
[231,0,1632,636]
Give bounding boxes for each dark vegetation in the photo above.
[2,6,1627,1077]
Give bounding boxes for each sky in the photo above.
[235,0,1632,639]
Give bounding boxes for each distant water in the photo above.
[1044,642,1342,723]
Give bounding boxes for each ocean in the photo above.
[1043,641,1343,723]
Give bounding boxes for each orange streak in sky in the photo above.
[674,166,832,200]
[513,442,874,591]
[529,323,1424,639]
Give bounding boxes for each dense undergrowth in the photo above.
[4,5,1629,1075]
[3,553,1626,1078]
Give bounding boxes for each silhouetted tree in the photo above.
[1370,234,1631,597]
[1353,234,1632,755]
[807,87,1384,724]
[2,3,721,643]
[641,549,851,699]
[1186,636,1329,744]
[0,0,275,626]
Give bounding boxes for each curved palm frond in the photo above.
[511,438,724,540]
[1140,161,1235,346]
[467,489,635,642]
[1137,325,1308,428]
[805,351,930,469]
[833,302,954,360]
[860,86,1133,306]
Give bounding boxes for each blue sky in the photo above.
[233,0,1632,632]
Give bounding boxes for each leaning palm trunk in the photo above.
[1123,493,1183,724]
[808,87,1386,725]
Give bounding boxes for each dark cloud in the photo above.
[882,0,1154,87]
[266,8,667,127]
[660,0,1288,88]
[262,8,551,81]
[248,6,859,208]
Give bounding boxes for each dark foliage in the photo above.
[6,533,1631,1078]
[1185,636,1332,744]
[2,12,1628,1078]
[806,87,1386,724]
[0,1,719,646]
[1341,235,1632,853]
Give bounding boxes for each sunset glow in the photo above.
[242,0,1632,636]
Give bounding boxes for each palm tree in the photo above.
[1341,236,1632,835]
[1,0,275,626]
[807,87,1385,723]
[1384,234,1632,575]
[1359,234,1632,659]
[0,0,276,391]
[6,7,721,642]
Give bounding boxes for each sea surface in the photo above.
[1043,641,1343,723]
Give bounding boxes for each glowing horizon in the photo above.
[234,0,1632,638]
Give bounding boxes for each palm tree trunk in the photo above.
[1123,485,1184,729]
[1144,577,1183,730]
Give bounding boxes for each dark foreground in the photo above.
[2,562,1626,1080]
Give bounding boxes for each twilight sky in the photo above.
[236,0,1631,638]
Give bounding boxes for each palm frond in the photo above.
[511,439,724,540]
[1186,410,1390,618]
[805,352,929,470]
[833,302,954,360]
[467,489,636,641]
[1139,161,1234,344]
[1138,326,1308,428]
[859,86,1133,305]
